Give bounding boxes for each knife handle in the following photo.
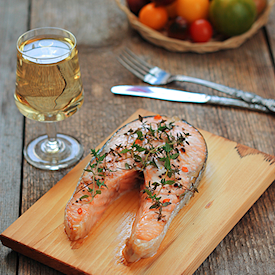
[173,75,275,112]
[207,95,271,113]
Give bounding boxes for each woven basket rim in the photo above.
[116,0,275,53]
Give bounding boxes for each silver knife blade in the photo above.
[111,85,209,103]
[111,85,271,113]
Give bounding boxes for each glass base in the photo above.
[24,134,84,170]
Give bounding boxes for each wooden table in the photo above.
[0,0,274,274]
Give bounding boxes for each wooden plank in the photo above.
[1,109,275,275]
[16,0,130,273]
[16,0,275,274]
[115,27,275,275]
[18,50,275,273]
[0,0,29,274]
[29,0,129,45]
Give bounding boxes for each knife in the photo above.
[111,85,272,113]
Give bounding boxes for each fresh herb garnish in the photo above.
[78,149,108,203]
[79,115,191,220]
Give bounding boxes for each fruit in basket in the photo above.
[209,0,257,37]
[152,0,176,5]
[253,0,267,15]
[165,0,178,18]
[189,19,213,42]
[126,0,150,15]
[139,3,169,30]
[130,0,261,43]
[167,16,188,40]
[176,0,210,24]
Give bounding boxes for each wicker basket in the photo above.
[116,0,275,53]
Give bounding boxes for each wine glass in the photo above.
[14,27,84,170]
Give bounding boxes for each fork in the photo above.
[117,49,275,112]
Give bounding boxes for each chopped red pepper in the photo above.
[181,166,188,172]
[135,139,142,144]
[77,208,82,214]
[154,114,162,120]
[163,198,170,203]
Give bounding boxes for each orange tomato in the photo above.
[176,0,210,24]
[139,3,168,30]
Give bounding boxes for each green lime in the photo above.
[209,0,257,37]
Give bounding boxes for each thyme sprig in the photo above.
[78,149,108,203]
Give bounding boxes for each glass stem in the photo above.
[44,122,61,154]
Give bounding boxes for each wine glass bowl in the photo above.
[14,27,84,170]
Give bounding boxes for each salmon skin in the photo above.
[64,115,207,262]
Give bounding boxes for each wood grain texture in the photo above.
[1,0,275,274]
[0,0,29,274]
[1,109,275,275]
[30,0,129,46]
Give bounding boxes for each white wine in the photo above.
[15,34,84,122]
[15,28,84,170]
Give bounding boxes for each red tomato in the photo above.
[189,19,213,43]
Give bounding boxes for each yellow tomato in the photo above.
[139,3,168,30]
[176,0,210,24]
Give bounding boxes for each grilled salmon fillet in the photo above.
[64,115,207,262]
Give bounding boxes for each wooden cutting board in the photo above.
[1,109,275,275]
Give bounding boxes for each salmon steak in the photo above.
[64,115,207,262]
